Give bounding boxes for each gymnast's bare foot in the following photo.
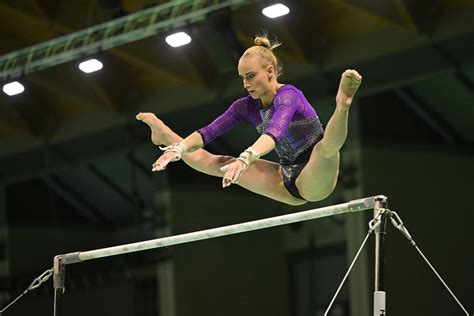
[336,69,362,109]
[136,112,171,146]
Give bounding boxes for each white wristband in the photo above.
[158,143,189,162]
[237,147,260,166]
[159,142,188,154]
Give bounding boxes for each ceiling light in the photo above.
[3,81,25,96]
[79,59,103,73]
[262,3,290,18]
[165,32,192,47]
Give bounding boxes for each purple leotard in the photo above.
[197,84,324,165]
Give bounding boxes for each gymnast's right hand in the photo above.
[152,143,188,171]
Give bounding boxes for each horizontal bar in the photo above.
[60,195,386,265]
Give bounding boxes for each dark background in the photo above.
[0,1,472,315]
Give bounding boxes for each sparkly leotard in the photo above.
[197,84,324,200]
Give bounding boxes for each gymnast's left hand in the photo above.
[152,151,180,171]
[220,159,248,188]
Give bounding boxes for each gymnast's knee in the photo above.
[314,140,339,159]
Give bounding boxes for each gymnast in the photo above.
[136,35,362,206]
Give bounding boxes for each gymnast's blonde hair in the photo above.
[241,34,283,78]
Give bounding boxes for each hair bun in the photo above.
[254,36,272,49]
[243,34,283,78]
[254,35,281,51]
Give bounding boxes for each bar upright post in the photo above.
[53,255,65,316]
[373,196,388,316]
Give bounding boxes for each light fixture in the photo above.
[262,3,290,18]
[78,58,103,73]
[165,32,192,47]
[3,81,25,96]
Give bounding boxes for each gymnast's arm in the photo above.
[247,134,276,157]
[153,99,245,173]
[159,127,235,177]
[173,126,276,156]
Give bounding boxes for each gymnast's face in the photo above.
[238,54,274,100]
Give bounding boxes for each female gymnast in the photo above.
[136,35,362,206]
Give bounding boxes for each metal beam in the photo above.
[431,43,474,92]
[0,0,253,81]
[394,88,461,143]
[62,196,382,263]
[455,72,474,92]
[87,164,138,207]
[45,144,141,208]
[42,175,106,223]
[0,2,225,88]
[0,3,199,106]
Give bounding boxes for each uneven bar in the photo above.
[61,195,385,265]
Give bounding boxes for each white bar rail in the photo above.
[59,195,385,265]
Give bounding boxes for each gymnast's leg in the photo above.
[296,69,362,201]
[137,113,306,205]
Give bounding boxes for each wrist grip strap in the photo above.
[159,143,189,161]
[237,147,260,166]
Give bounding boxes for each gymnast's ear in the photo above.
[266,64,275,80]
